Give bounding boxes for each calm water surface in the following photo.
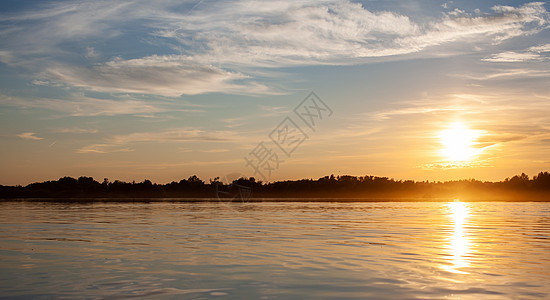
[1,201,549,299]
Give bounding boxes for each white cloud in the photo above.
[483,43,550,62]
[0,2,132,55]
[39,55,272,97]
[182,1,421,66]
[1,1,548,96]
[455,68,550,80]
[17,132,43,140]
[397,2,548,52]
[482,51,542,62]
[529,43,550,52]
[178,1,549,67]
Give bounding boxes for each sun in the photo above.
[439,122,481,162]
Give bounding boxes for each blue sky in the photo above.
[1,0,549,185]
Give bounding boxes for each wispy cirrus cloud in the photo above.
[17,132,43,140]
[482,51,542,62]
[174,1,549,66]
[0,94,176,116]
[368,92,550,154]
[453,68,550,80]
[1,1,548,96]
[221,117,246,128]
[0,1,133,55]
[39,56,272,97]
[421,160,493,170]
[372,106,467,121]
[56,128,98,134]
[76,144,134,154]
[0,50,15,65]
[77,128,239,154]
[109,128,234,144]
[483,43,550,62]
[200,149,230,153]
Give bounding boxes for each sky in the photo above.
[1,0,549,186]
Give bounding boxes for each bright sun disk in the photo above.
[439,122,481,162]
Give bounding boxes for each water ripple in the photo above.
[1,201,549,299]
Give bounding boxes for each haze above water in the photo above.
[1,201,549,299]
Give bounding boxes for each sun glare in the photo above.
[444,201,471,274]
[439,122,481,162]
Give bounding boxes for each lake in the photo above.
[1,200,549,299]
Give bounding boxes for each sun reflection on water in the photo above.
[444,201,470,274]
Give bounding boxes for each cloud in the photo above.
[56,128,98,134]
[259,105,291,117]
[85,47,99,59]
[454,68,550,80]
[132,159,244,169]
[40,56,272,97]
[0,2,132,55]
[221,117,246,128]
[77,128,239,154]
[200,149,230,153]
[483,43,550,62]
[17,132,43,140]
[1,1,548,96]
[421,160,491,170]
[482,51,541,62]
[528,43,550,52]
[396,2,548,52]
[183,1,421,66]
[0,94,171,116]
[366,92,550,155]
[373,106,467,121]
[184,1,549,66]
[0,50,15,65]
[110,128,234,144]
[76,144,134,154]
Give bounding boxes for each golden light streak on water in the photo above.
[444,201,470,274]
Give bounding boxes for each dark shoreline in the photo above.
[2,197,549,202]
[2,172,549,201]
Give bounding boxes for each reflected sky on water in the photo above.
[1,201,549,299]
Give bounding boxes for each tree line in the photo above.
[1,172,549,200]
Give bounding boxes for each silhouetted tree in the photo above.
[2,171,550,199]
